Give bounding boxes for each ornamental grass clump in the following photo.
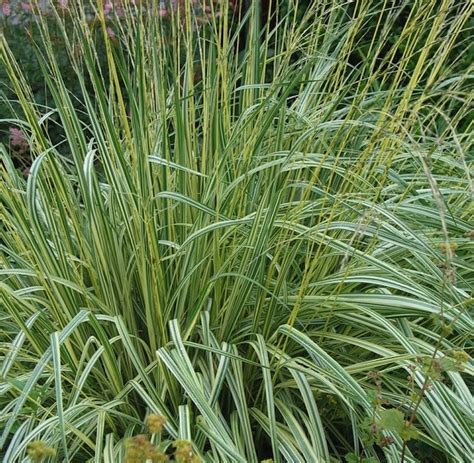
[0,0,472,462]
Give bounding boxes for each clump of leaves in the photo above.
[360,372,401,449]
[345,453,378,463]
[360,349,471,461]
[379,409,419,442]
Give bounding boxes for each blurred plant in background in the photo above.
[1,0,236,169]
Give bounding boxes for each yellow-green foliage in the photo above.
[0,1,472,462]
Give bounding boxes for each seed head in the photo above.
[146,414,167,434]
[26,441,56,462]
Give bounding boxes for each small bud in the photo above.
[451,350,469,363]
[464,230,474,240]
[378,435,395,447]
[146,414,167,434]
[439,242,458,253]
[125,435,165,463]
[440,323,453,336]
[173,440,201,463]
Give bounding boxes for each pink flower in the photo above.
[21,2,32,12]
[159,8,168,17]
[104,1,113,16]
[9,127,25,144]
[58,0,68,9]
[106,26,115,38]
[9,127,29,153]
[2,2,11,17]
